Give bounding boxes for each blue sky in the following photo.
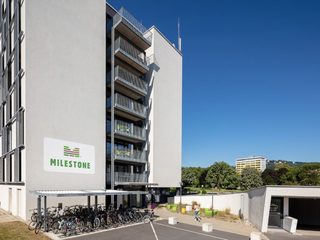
[109,0,320,167]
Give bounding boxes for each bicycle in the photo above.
[143,209,155,223]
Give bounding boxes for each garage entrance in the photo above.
[268,197,283,227]
[289,198,320,230]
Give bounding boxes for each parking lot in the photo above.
[68,220,249,240]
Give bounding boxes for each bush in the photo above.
[167,204,178,212]
[171,205,177,212]
[203,208,218,217]
[200,189,207,194]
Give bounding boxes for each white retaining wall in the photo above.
[174,193,249,217]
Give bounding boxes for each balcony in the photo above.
[107,93,147,120]
[113,7,152,51]
[107,119,146,142]
[107,143,147,164]
[115,37,149,74]
[114,66,148,97]
[115,172,148,185]
[115,146,146,164]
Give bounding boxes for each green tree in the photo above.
[181,167,207,187]
[261,168,278,185]
[205,162,239,190]
[240,168,263,190]
[280,166,299,185]
[297,164,320,186]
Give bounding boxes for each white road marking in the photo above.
[150,221,159,240]
[154,222,229,240]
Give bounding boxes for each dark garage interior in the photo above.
[289,198,320,230]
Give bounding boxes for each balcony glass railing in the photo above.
[115,37,147,67]
[115,66,148,94]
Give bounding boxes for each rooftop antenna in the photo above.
[178,17,182,51]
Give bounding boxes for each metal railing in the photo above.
[113,119,146,140]
[115,37,147,67]
[115,66,148,94]
[114,93,147,118]
[115,145,146,163]
[115,172,148,183]
[107,143,146,163]
[113,8,152,44]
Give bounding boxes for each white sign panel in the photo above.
[44,137,95,174]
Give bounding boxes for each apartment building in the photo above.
[0,0,181,220]
[106,4,182,206]
[236,156,267,174]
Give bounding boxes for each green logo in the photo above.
[64,146,80,158]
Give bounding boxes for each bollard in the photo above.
[250,232,261,240]
[168,217,177,225]
[202,223,213,232]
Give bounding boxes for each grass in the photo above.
[0,221,50,240]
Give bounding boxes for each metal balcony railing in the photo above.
[113,7,152,44]
[113,119,145,140]
[115,66,148,94]
[115,37,147,67]
[115,172,148,183]
[115,146,146,163]
[113,93,146,118]
[107,120,146,141]
[107,143,146,163]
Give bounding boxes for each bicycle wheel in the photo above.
[77,220,85,233]
[143,215,150,223]
[28,221,37,231]
[86,221,93,231]
[52,221,59,234]
[61,223,68,236]
[34,222,42,234]
[94,217,100,229]
[100,218,106,228]
[31,213,38,223]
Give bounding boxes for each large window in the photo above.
[0,0,24,184]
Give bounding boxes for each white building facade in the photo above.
[0,0,182,220]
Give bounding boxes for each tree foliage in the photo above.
[182,162,320,192]
[205,162,239,190]
[262,163,320,186]
[297,164,320,186]
[181,167,207,187]
[240,168,263,190]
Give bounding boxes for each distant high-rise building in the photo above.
[236,156,267,174]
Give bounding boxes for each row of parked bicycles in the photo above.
[28,204,155,236]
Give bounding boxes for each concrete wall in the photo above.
[260,186,320,232]
[247,187,267,231]
[22,0,106,219]
[174,193,248,217]
[146,28,182,188]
